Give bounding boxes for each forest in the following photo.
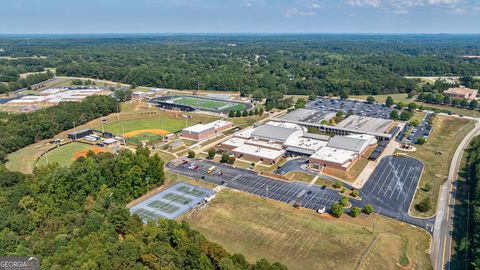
[457,137,480,269]
[1,34,480,96]
[0,95,118,162]
[0,148,286,269]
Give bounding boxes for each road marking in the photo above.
[442,235,447,270]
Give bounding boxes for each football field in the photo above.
[165,96,247,112]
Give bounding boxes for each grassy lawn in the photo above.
[285,171,333,188]
[185,189,432,270]
[171,96,247,111]
[36,142,96,167]
[351,93,414,104]
[6,142,55,174]
[405,115,475,217]
[228,115,268,129]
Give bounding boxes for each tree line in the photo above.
[0,95,118,162]
[0,148,287,269]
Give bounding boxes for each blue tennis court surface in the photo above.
[130,182,215,222]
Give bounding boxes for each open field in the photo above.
[405,115,475,217]
[285,171,333,188]
[351,93,415,104]
[36,142,109,167]
[185,189,432,270]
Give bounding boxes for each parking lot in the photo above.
[168,159,346,212]
[360,156,431,226]
[167,157,435,231]
[306,97,393,119]
[397,112,433,144]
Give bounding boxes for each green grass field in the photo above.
[36,142,93,167]
[171,96,246,111]
[100,118,187,135]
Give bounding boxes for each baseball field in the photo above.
[36,142,110,167]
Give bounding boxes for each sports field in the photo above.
[36,142,110,167]
[167,96,247,112]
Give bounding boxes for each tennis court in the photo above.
[129,182,215,222]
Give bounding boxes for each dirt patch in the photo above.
[123,129,170,138]
[72,146,110,160]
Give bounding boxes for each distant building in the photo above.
[68,129,93,140]
[181,120,233,141]
[443,87,478,100]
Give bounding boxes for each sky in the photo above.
[0,0,479,34]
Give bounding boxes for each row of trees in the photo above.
[228,108,264,118]
[0,70,54,94]
[0,95,118,162]
[0,149,286,269]
[417,92,479,110]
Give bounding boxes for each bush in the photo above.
[331,202,344,217]
[207,149,216,159]
[423,182,432,192]
[187,151,195,158]
[363,204,374,215]
[340,196,349,207]
[228,156,236,165]
[228,110,235,117]
[350,207,361,217]
[417,137,426,145]
[415,197,432,212]
[350,189,359,197]
[220,152,230,163]
[333,181,342,189]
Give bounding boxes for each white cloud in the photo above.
[284,8,317,18]
[243,2,253,7]
[308,3,321,9]
[346,0,381,7]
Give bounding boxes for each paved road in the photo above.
[432,120,480,270]
[167,157,435,231]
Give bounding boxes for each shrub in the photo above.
[363,204,374,215]
[340,196,349,207]
[333,181,342,189]
[187,151,195,158]
[331,202,344,217]
[207,149,216,159]
[350,207,361,217]
[350,189,359,197]
[415,197,432,212]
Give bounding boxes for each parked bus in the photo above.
[207,166,217,174]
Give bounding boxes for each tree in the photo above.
[333,181,343,189]
[363,204,374,215]
[242,110,248,117]
[366,96,375,104]
[207,149,216,159]
[386,96,394,107]
[340,92,349,100]
[220,152,230,163]
[228,110,235,117]
[460,99,469,108]
[258,108,264,116]
[470,100,478,110]
[340,196,349,207]
[254,108,259,115]
[295,98,306,109]
[248,110,254,116]
[252,89,265,100]
[400,111,412,121]
[416,137,426,145]
[410,119,420,127]
[407,102,417,111]
[390,110,399,120]
[308,92,317,101]
[350,189,359,198]
[228,156,236,165]
[350,207,361,217]
[415,197,432,212]
[331,202,344,217]
[187,151,195,158]
[235,110,242,117]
